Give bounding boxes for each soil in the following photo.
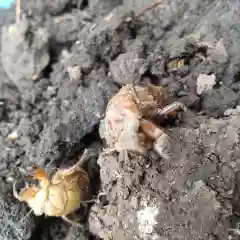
[0,0,240,239]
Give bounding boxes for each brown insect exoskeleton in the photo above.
[13,149,93,226]
[99,83,187,160]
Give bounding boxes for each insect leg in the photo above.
[59,149,98,176]
[157,101,187,118]
[75,148,99,167]
[100,148,117,157]
[139,119,172,160]
[13,181,37,202]
[25,166,51,188]
[26,166,49,181]
[139,119,165,140]
[61,215,84,228]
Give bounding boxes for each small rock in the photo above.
[7,130,19,140]
[224,106,240,116]
[196,74,216,95]
[110,51,149,85]
[67,66,82,81]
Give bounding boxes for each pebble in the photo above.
[196,74,216,95]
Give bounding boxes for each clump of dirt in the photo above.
[89,108,240,239]
[0,0,239,239]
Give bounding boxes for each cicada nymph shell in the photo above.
[100,83,187,159]
[13,149,91,225]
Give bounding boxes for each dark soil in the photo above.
[0,0,240,239]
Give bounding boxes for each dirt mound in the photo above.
[90,109,240,239]
[0,0,239,239]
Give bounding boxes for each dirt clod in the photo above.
[197,73,216,95]
[110,51,149,85]
[89,110,240,239]
[1,19,50,95]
